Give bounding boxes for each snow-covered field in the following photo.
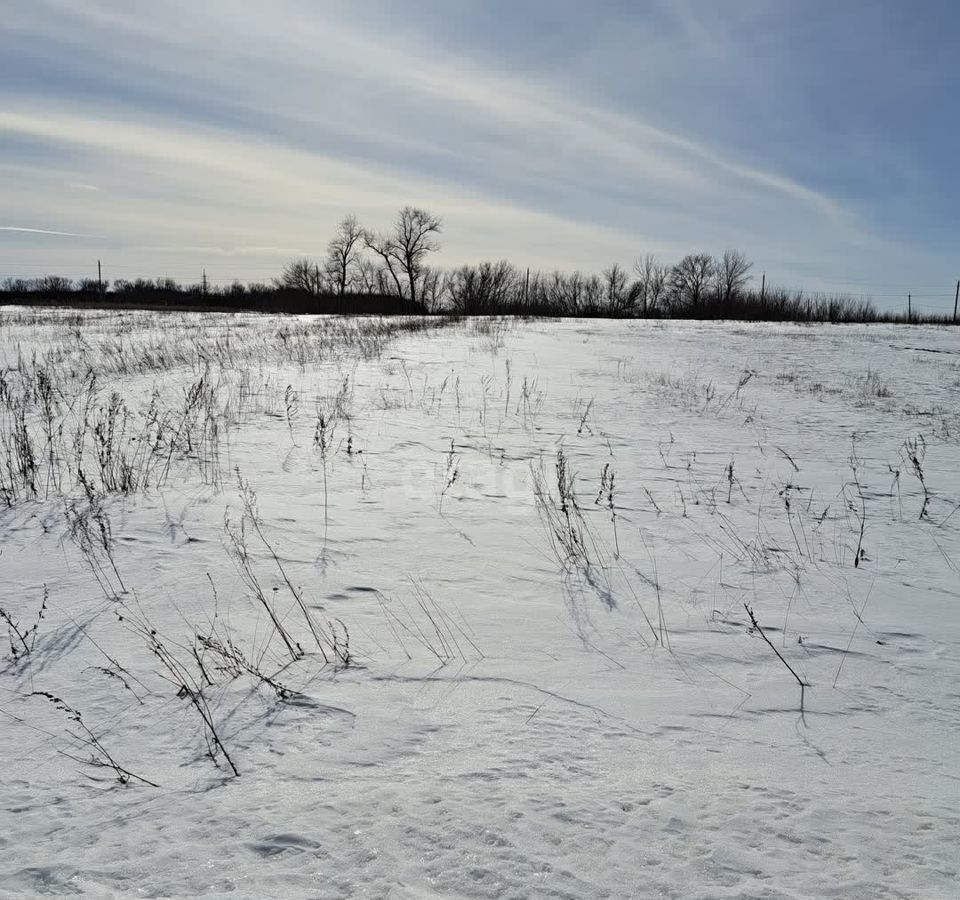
[1,309,958,899]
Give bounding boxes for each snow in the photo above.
[0,309,958,898]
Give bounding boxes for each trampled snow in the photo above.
[0,310,957,898]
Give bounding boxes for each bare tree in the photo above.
[446,260,519,314]
[525,271,547,309]
[633,254,669,315]
[668,253,715,310]
[649,264,668,312]
[716,249,753,303]
[362,231,404,300]
[364,207,442,310]
[355,258,397,296]
[276,258,324,295]
[36,275,73,292]
[602,263,643,315]
[324,215,364,297]
[546,271,568,312]
[419,266,444,314]
[581,273,603,312]
[602,264,629,314]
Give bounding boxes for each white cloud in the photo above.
[0,225,89,237]
[2,0,944,304]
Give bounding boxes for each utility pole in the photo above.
[760,272,766,301]
[954,280,959,322]
[202,269,208,297]
[908,293,912,322]
[524,267,530,307]
[97,259,103,297]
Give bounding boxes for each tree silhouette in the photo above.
[364,207,442,310]
[669,253,715,310]
[716,249,753,302]
[325,216,364,298]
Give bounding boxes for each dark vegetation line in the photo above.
[3,207,957,324]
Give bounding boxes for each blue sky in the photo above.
[1,0,958,311]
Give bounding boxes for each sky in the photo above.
[1,0,958,311]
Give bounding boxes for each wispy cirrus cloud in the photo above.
[1,1,957,304]
[0,225,90,237]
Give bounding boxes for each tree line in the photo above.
[1,206,952,322]
[272,208,756,316]
[272,207,880,322]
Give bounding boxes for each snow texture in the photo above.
[0,309,957,899]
